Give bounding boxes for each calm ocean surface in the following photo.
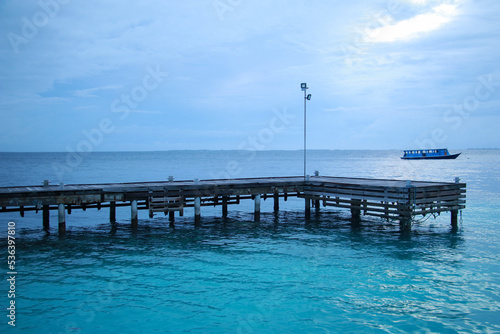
[1,150,499,333]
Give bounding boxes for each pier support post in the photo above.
[194,197,201,224]
[273,192,279,214]
[399,204,412,232]
[314,172,320,212]
[110,201,116,223]
[305,197,311,219]
[131,200,138,228]
[399,218,411,232]
[222,196,228,218]
[254,194,261,221]
[351,199,361,225]
[313,171,320,215]
[451,177,460,229]
[43,205,50,230]
[169,210,175,223]
[451,210,458,229]
[58,203,66,236]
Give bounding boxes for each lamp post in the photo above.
[301,83,311,180]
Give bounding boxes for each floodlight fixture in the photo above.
[307,94,312,100]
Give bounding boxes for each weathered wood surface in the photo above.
[0,176,466,224]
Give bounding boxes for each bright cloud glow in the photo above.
[367,3,459,43]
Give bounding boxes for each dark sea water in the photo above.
[1,150,499,333]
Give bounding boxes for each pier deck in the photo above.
[0,175,466,235]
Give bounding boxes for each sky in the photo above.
[0,0,499,152]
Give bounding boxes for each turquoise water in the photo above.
[1,150,500,333]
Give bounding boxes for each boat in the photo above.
[401,148,461,160]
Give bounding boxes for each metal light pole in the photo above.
[301,83,311,180]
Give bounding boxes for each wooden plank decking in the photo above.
[0,175,466,235]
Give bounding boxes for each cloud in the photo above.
[72,85,123,98]
[366,2,460,43]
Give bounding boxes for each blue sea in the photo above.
[1,150,499,333]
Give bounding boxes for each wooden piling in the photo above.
[399,218,411,231]
[399,204,412,232]
[58,203,66,236]
[110,201,116,223]
[350,199,361,225]
[131,200,138,227]
[254,194,261,221]
[305,197,311,218]
[451,177,460,229]
[222,196,228,218]
[273,192,279,213]
[313,172,320,212]
[194,197,201,223]
[451,210,458,228]
[43,205,50,230]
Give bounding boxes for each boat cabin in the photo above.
[402,149,450,158]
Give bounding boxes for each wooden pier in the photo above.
[0,174,466,235]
